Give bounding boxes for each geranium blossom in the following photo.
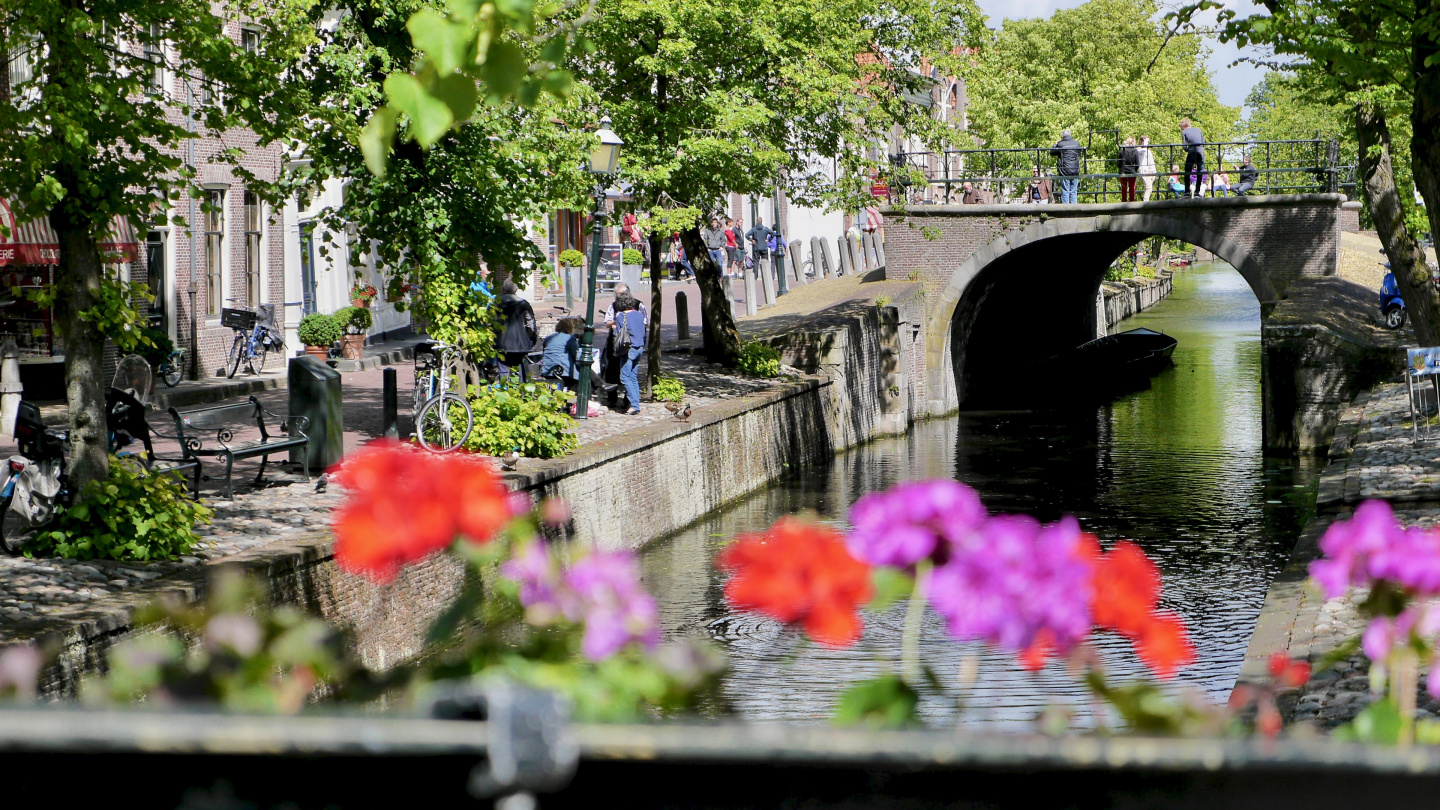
[331,440,520,582]
[1308,500,1435,599]
[721,517,873,648]
[502,542,658,660]
[847,479,986,567]
[1089,540,1195,679]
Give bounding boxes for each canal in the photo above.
[640,261,1319,727]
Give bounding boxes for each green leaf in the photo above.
[867,568,914,612]
[384,73,455,148]
[833,675,919,728]
[480,41,527,101]
[430,73,479,123]
[407,9,471,77]
[360,107,397,177]
[1336,698,1405,744]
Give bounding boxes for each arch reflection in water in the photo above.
[640,262,1318,727]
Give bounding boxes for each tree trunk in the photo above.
[1358,101,1440,344]
[679,227,741,364]
[53,215,110,492]
[1410,3,1440,343]
[645,232,663,400]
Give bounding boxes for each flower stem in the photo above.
[901,560,932,686]
[1397,648,1418,747]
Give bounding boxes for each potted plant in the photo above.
[334,305,373,360]
[297,313,341,361]
[621,247,645,287]
[349,282,378,308]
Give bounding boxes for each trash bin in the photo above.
[288,355,343,472]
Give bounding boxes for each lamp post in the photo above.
[772,188,788,296]
[574,116,623,421]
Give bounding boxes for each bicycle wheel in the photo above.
[0,495,24,556]
[249,344,269,375]
[226,333,246,379]
[416,393,473,453]
[162,364,183,387]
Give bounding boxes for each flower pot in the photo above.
[340,334,365,360]
[351,298,371,308]
[305,345,329,361]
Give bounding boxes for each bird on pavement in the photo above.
[315,473,328,493]
[675,403,692,422]
[664,402,680,414]
[499,449,522,471]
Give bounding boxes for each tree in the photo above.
[0,0,313,491]
[966,0,1239,153]
[291,0,594,356]
[567,0,986,369]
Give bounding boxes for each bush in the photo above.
[465,381,579,459]
[333,306,373,334]
[736,341,781,377]
[297,313,341,347]
[137,325,174,368]
[32,458,213,561]
[559,249,585,268]
[622,248,644,266]
[652,374,685,403]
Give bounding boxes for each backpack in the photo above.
[610,309,633,359]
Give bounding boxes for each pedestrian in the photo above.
[1024,166,1053,204]
[608,286,647,415]
[1234,155,1259,196]
[471,265,494,299]
[495,278,537,382]
[702,216,728,276]
[960,181,984,204]
[727,217,745,277]
[1050,129,1082,204]
[1137,135,1158,201]
[1167,164,1185,198]
[767,223,786,267]
[1179,118,1205,199]
[747,217,777,270]
[1118,136,1140,202]
[670,233,694,279]
[1211,164,1231,197]
[539,317,579,391]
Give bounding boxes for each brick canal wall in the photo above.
[30,285,929,689]
[1102,273,1172,328]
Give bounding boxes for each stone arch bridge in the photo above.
[880,194,1395,452]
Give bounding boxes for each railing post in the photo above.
[1326,139,1340,193]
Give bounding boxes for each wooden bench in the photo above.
[167,396,310,499]
[104,389,204,498]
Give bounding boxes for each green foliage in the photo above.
[559,249,586,267]
[137,325,175,368]
[333,305,374,333]
[967,0,1239,152]
[736,342,782,378]
[833,674,920,728]
[465,380,579,459]
[75,278,158,354]
[32,459,212,562]
[651,374,685,403]
[622,247,645,266]
[80,570,354,713]
[297,313,342,347]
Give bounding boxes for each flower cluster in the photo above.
[721,479,1195,680]
[502,542,659,660]
[349,283,378,302]
[720,517,873,648]
[330,440,521,582]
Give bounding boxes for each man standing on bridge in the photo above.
[1180,118,1205,199]
[1050,129,1082,204]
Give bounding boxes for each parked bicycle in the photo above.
[413,339,474,453]
[156,347,187,388]
[222,303,285,379]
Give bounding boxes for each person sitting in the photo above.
[1211,165,1231,197]
[539,317,580,392]
[1167,164,1186,198]
[1234,156,1259,196]
[1024,166,1053,204]
[960,181,985,205]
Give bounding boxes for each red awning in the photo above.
[0,199,140,267]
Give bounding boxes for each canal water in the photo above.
[640,261,1319,728]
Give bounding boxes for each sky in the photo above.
[974,0,1268,111]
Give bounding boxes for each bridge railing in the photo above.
[891,139,1357,205]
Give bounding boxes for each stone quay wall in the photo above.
[1102,273,1172,328]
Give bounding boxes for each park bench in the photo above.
[166,396,310,499]
[103,390,204,498]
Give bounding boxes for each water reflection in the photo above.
[641,262,1318,727]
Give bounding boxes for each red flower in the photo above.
[1267,652,1311,689]
[1134,612,1195,680]
[331,440,519,582]
[719,517,873,648]
[1088,540,1195,680]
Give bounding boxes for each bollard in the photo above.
[383,366,399,438]
[788,240,806,285]
[837,236,852,276]
[675,290,690,340]
[0,340,20,437]
[813,237,831,278]
[742,264,759,316]
[759,255,777,306]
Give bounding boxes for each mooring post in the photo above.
[675,290,690,340]
[383,366,398,438]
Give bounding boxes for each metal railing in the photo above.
[890,138,1357,205]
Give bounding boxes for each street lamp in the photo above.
[574,116,623,421]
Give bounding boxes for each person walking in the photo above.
[1180,118,1205,199]
[539,317,579,391]
[609,287,647,415]
[702,217,728,276]
[1024,166,1053,204]
[1137,135,1158,201]
[747,217,777,270]
[1234,155,1259,196]
[1118,136,1140,202]
[1211,164,1231,197]
[726,217,745,278]
[495,278,537,382]
[1050,129,1082,204]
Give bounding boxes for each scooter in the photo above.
[1381,268,1407,329]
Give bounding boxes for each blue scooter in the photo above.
[1381,265,1407,330]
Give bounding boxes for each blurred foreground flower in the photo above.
[721,517,873,647]
[503,541,658,660]
[1089,541,1195,679]
[0,645,41,700]
[847,479,985,567]
[331,440,521,582]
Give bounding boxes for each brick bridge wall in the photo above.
[880,194,1351,451]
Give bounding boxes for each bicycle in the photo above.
[156,347,187,388]
[222,304,284,379]
[413,339,474,453]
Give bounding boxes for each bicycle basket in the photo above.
[221,308,256,330]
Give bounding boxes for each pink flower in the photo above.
[501,543,658,660]
[1309,500,1419,598]
[846,480,986,568]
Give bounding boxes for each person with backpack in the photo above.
[604,285,648,415]
[495,278,537,381]
[1050,129,1082,204]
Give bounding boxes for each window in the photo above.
[7,35,41,107]
[204,190,224,316]
[243,191,262,306]
[241,29,260,54]
[144,23,164,95]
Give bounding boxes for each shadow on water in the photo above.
[640,262,1319,728]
